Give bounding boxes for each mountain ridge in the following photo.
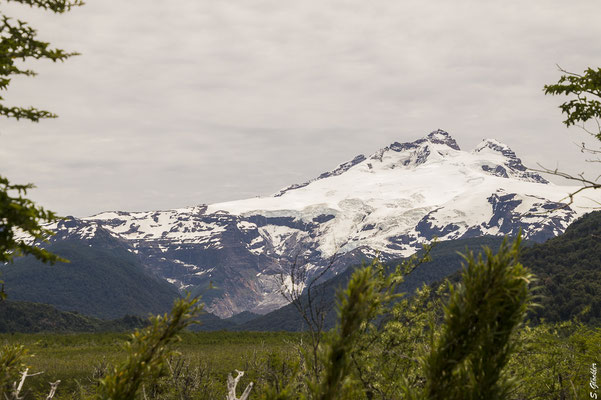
[21,130,597,318]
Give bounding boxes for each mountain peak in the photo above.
[473,138,527,167]
[425,129,461,150]
[275,130,550,198]
[473,138,549,184]
[386,129,461,154]
[474,138,514,155]
[369,129,460,168]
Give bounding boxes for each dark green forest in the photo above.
[1,237,178,319]
[523,211,601,324]
[0,301,147,333]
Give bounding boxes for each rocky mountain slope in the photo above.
[236,235,513,332]
[26,130,596,318]
[238,211,601,331]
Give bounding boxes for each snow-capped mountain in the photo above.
[48,130,596,317]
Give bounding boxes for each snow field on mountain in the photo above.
[60,130,598,316]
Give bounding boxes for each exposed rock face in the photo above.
[473,139,549,184]
[39,130,594,317]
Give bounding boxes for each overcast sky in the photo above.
[1,0,600,217]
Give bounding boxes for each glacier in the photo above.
[41,130,598,317]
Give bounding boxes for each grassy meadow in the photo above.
[3,320,601,399]
[0,331,302,399]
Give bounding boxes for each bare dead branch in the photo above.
[45,381,60,400]
[577,118,601,138]
[276,245,342,380]
[556,64,582,77]
[528,164,601,210]
[226,370,253,400]
[7,368,44,400]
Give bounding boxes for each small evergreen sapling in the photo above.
[96,295,202,400]
[417,237,533,400]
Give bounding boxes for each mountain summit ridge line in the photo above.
[41,130,595,317]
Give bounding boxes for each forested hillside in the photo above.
[0,233,179,319]
[523,210,601,324]
[0,301,148,333]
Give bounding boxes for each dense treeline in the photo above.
[522,211,601,324]
[0,301,148,333]
[1,238,178,319]
[431,212,601,325]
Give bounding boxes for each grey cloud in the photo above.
[1,0,600,216]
